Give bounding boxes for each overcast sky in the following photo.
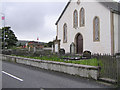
[2,1,68,42]
[1,0,119,42]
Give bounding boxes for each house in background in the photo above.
[28,41,44,49]
[54,0,120,55]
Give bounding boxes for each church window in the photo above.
[93,16,100,42]
[73,10,78,28]
[80,8,85,27]
[63,23,67,43]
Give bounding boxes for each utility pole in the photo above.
[1,13,5,49]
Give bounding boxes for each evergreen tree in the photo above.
[1,27,18,49]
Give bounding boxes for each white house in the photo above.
[54,0,120,55]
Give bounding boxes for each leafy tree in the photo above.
[44,44,48,47]
[47,41,53,47]
[1,27,18,49]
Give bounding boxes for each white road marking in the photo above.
[2,71,23,82]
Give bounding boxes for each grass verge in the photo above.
[12,55,101,66]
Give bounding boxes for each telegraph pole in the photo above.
[1,13,5,49]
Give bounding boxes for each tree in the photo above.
[18,43,22,47]
[1,27,18,49]
[47,41,53,47]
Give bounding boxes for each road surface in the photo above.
[2,61,114,88]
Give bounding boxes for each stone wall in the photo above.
[2,55,100,80]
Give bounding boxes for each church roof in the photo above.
[55,0,120,25]
[100,2,120,14]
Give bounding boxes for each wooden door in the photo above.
[76,34,83,54]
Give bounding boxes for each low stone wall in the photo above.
[2,55,100,80]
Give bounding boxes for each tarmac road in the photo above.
[2,61,114,89]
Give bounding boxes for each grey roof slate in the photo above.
[100,2,120,14]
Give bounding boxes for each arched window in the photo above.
[63,23,67,43]
[73,10,78,28]
[80,8,85,27]
[93,16,100,42]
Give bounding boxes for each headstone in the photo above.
[33,47,36,53]
[83,51,91,59]
[29,47,31,52]
[53,38,61,53]
[70,42,75,54]
[55,44,58,53]
[52,45,54,52]
[59,49,65,55]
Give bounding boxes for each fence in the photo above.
[92,54,120,84]
[117,56,120,85]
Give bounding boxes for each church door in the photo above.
[76,34,83,54]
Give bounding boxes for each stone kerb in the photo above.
[2,55,99,80]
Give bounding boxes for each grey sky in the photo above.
[2,1,68,42]
[2,0,119,42]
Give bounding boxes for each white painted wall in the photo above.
[114,13,119,53]
[57,0,111,54]
[114,13,120,53]
[118,15,120,53]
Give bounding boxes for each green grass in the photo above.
[12,55,101,66]
[67,59,99,66]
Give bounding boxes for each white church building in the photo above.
[54,0,120,55]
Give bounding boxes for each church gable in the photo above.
[55,0,120,25]
[55,0,71,25]
[55,0,120,55]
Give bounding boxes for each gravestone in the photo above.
[33,47,36,53]
[55,44,58,53]
[70,42,75,54]
[59,49,65,55]
[53,36,61,53]
[52,45,54,52]
[83,51,91,59]
[29,47,31,52]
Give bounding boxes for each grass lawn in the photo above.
[12,55,101,66]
